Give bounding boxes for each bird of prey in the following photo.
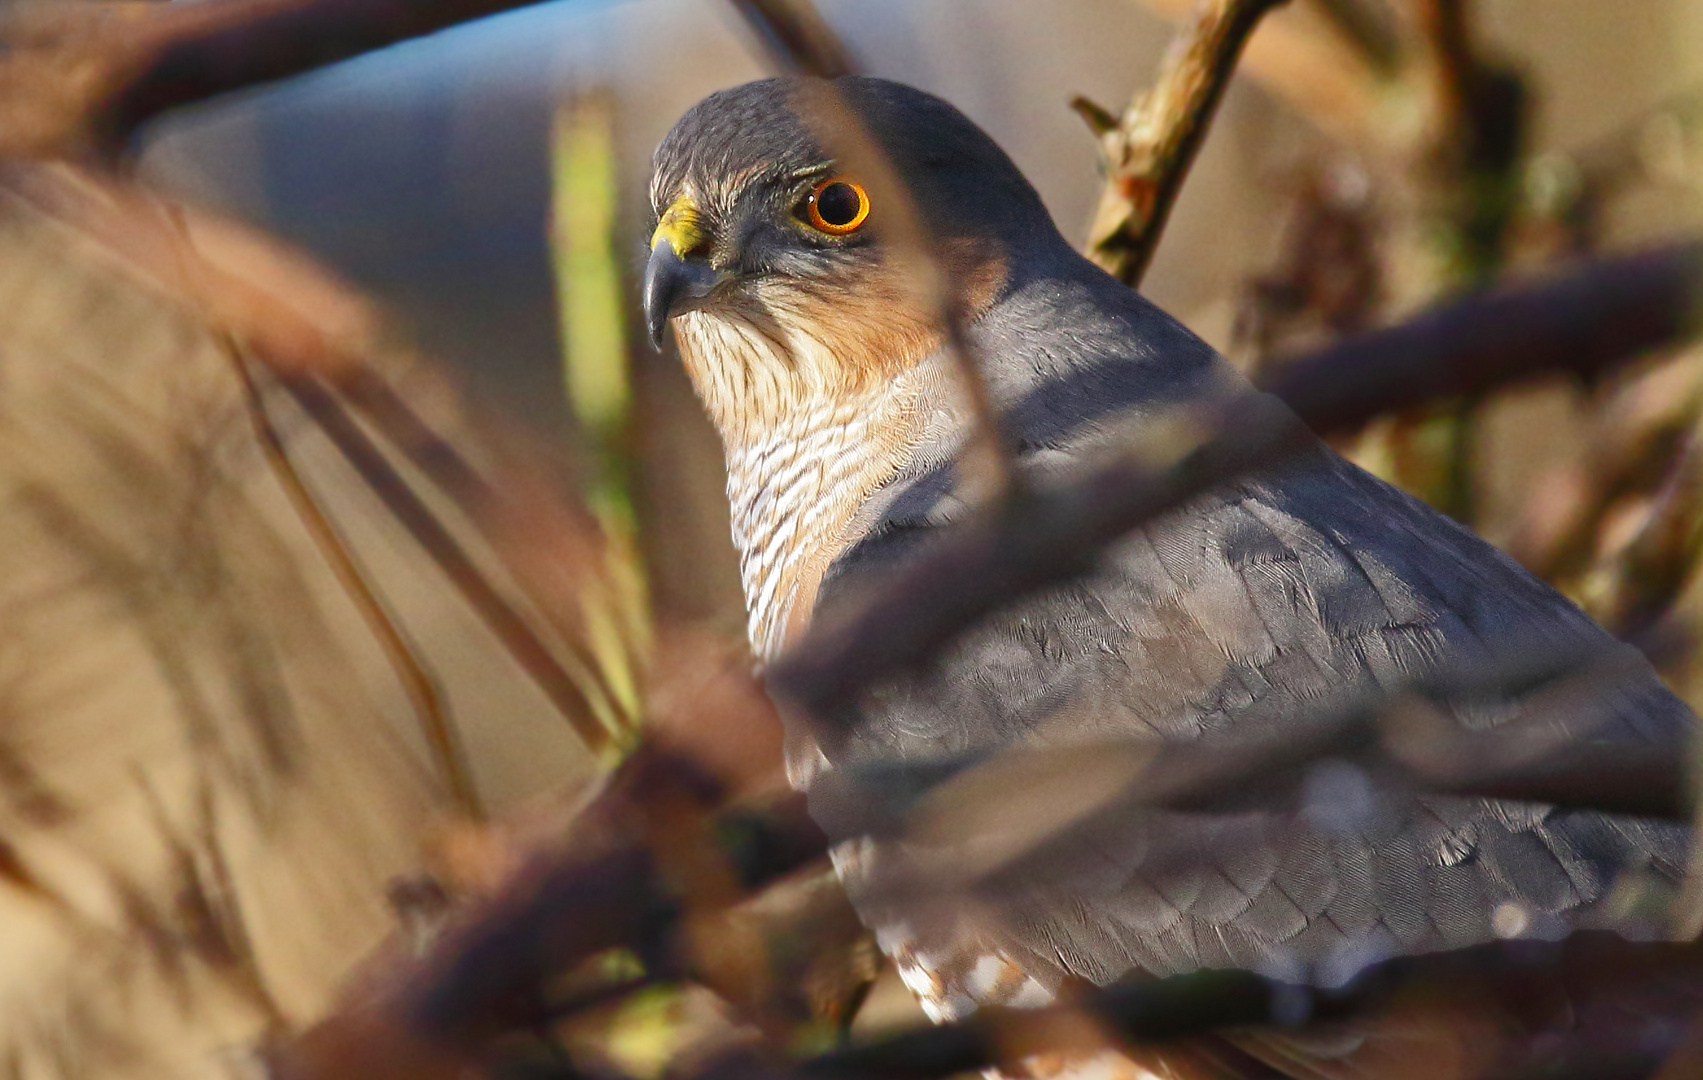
[643,76,1698,1077]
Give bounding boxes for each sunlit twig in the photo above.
[1077,0,1290,288]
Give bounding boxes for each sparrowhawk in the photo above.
[643,76,1697,1077]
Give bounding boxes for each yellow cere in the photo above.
[650,195,705,258]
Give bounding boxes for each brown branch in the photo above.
[8,164,638,752]
[273,372,618,753]
[272,736,831,1079]
[774,932,1703,1080]
[725,0,855,78]
[771,240,1703,720]
[329,365,621,663]
[1307,0,1402,75]
[0,0,563,158]
[1129,0,1395,153]
[1079,0,1290,288]
[276,708,1701,1080]
[496,934,1703,1080]
[807,648,1694,884]
[228,343,484,821]
[1585,423,1703,640]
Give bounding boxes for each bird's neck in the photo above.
[673,307,946,659]
[725,380,930,658]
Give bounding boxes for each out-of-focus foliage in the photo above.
[550,92,650,756]
[0,171,441,1080]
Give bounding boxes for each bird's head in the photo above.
[645,77,1057,440]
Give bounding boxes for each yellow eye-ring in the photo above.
[802,177,870,235]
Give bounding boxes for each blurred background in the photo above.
[2,0,1703,1076]
[136,0,1703,640]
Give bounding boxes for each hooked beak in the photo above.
[643,195,723,349]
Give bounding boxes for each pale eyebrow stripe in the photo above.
[711,161,831,204]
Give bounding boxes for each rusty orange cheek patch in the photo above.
[774,239,1012,388]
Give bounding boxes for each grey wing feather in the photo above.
[808,252,1694,1003]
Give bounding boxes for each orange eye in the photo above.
[803,177,870,235]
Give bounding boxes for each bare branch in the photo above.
[1081,0,1290,288]
[1130,0,1397,152]
[726,0,855,78]
[0,0,559,158]
[694,932,1703,1080]
[271,742,830,1079]
[272,371,620,753]
[1308,0,1403,75]
[228,342,482,821]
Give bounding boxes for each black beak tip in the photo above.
[643,243,724,353]
[642,246,677,351]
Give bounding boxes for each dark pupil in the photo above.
[815,183,862,226]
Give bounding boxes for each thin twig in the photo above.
[1128,0,1395,152]
[771,240,1703,719]
[229,344,484,821]
[276,373,616,754]
[1585,423,1703,640]
[1079,0,1290,288]
[137,183,487,817]
[330,365,642,745]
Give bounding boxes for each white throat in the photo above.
[673,304,939,659]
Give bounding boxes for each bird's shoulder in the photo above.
[807,235,1696,1009]
[820,247,1692,760]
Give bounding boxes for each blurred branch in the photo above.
[1262,243,1703,431]
[726,0,855,77]
[0,0,559,158]
[772,240,1703,719]
[12,161,639,750]
[273,372,623,754]
[691,932,1703,1080]
[1583,423,1703,641]
[551,91,652,742]
[273,736,831,1080]
[1308,0,1402,74]
[810,649,1693,878]
[229,342,482,821]
[728,0,1018,505]
[1078,0,1290,288]
[271,699,1698,1080]
[458,935,1703,1080]
[1234,163,1382,364]
[1131,0,1396,152]
[1506,389,1701,584]
[1420,0,1526,285]
[328,367,646,753]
